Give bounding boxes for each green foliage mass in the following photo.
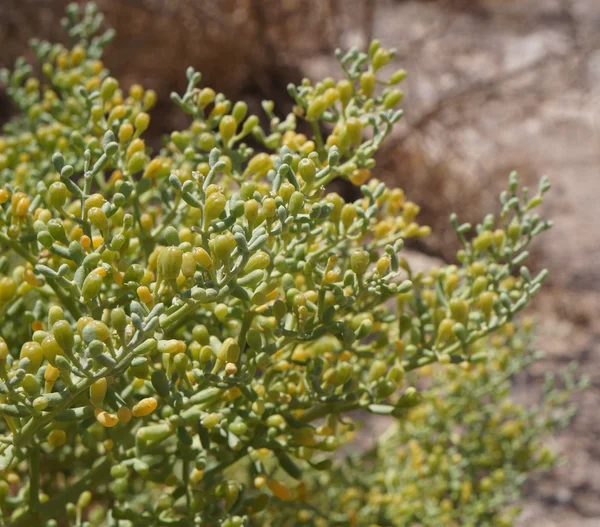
[0,3,585,526]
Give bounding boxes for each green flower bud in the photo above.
[151,370,171,398]
[298,158,316,183]
[33,396,49,411]
[157,246,183,280]
[241,115,259,134]
[48,306,65,328]
[52,320,74,352]
[82,321,110,343]
[389,69,407,84]
[368,39,381,58]
[123,264,145,284]
[88,207,108,231]
[508,221,521,243]
[126,151,147,174]
[337,79,353,106]
[201,412,222,429]
[372,47,391,71]
[180,251,196,278]
[138,423,173,442]
[306,97,328,121]
[47,181,68,209]
[100,77,119,101]
[246,329,262,350]
[47,219,68,243]
[473,231,494,252]
[81,272,104,302]
[22,373,41,396]
[134,112,150,135]
[232,101,248,123]
[210,232,236,264]
[199,132,215,152]
[288,191,304,215]
[197,88,215,108]
[229,421,248,436]
[368,359,387,382]
[37,230,54,248]
[448,299,468,324]
[88,340,105,358]
[350,249,370,275]
[217,338,240,363]
[245,153,272,178]
[384,89,404,109]
[360,72,376,97]
[0,277,17,303]
[245,251,271,273]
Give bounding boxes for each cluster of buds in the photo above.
[264,327,586,527]
[0,4,582,527]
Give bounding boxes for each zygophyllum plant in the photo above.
[0,3,586,527]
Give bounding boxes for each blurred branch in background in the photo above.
[0,0,374,133]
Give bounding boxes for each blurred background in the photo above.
[1,1,599,525]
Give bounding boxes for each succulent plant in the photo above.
[0,3,586,526]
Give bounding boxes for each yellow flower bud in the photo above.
[204,192,226,224]
[267,479,291,501]
[95,409,119,428]
[181,252,197,278]
[376,256,390,275]
[90,378,108,407]
[134,112,150,135]
[142,158,168,179]
[107,105,127,124]
[117,407,132,423]
[47,429,67,448]
[132,397,158,417]
[20,341,43,372]
[44,364,60,383]
[349,168,371,186]
[118,122,134,143]
[137,285,153,304]
[158,340,186,354]
[0,277,17,303]
[41,335,64,365]
[192,247,213,269]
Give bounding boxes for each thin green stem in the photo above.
[310,121,325,160]
[28,447,40,513]
[0,232,84,319]
[7,457,111,527]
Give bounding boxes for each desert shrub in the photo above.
[0,4,585,526]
